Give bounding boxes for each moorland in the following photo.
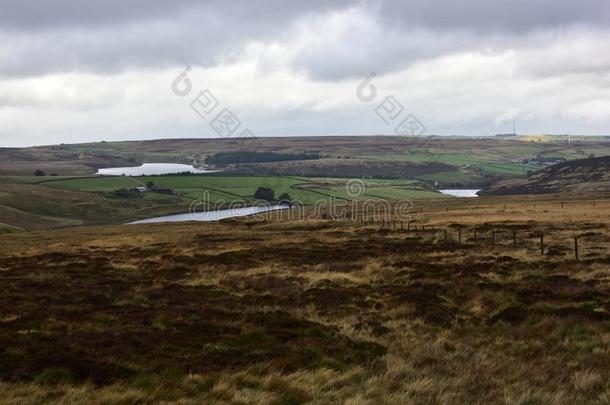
[1,194,610,403]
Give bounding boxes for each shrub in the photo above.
[254,187,274,202]
[110,188,140,199]
[34,169,46,176]
[278,193,292,203]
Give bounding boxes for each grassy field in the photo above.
[359,152,537,180]
[0,175,447,231]
[40,175,447,205]
[1,194,610,403]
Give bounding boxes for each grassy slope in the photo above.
[359,151,538,181]
[481,155,610,195]
[0,178,192,229]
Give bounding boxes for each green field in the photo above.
[415,170,474,184]
[41,175,448,205]
[0,173,450,231]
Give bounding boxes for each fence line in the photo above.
[265,209,605,261]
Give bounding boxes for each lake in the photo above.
[439,189,480,198]
[97,163,217,176]
[128,205,290,224]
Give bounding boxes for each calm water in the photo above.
[129,205,290,224]
[439,189,480,198]
[97,163,217,176]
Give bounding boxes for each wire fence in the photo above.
[264,205,610,262]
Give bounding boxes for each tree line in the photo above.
[205,151,320,165]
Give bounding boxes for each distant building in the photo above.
[129,186,148,193]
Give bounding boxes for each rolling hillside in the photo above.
[4,136,610,186]
[480,156,610,195]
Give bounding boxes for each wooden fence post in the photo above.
[513,231,517,250]
[444,229,447,241]
[574,237,579,262]
[492,230,496,250]
[540,233,544,256]
[458,228,462,243]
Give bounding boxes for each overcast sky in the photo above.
[1,0,610,147]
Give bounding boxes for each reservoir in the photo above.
[97,163,217,176]
[128,205,290,224]
[439,189,480,198]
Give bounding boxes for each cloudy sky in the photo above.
[1,0,610,147]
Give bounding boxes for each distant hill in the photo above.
[480,156,610,195]
[4,136,610,187]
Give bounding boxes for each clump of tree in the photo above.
[34,169,46,176]
[278,193,292,205]
[109,188,140,199]
[254,187,274,202]
[205,151,319,165]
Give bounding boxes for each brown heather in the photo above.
[1,193,610,404]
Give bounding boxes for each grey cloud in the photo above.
[0,1,354,78]
[0,0,351,30]
[1,0,610,80]
[2,0,609,32]
[290,0,610,80]
[376,0,610,33]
